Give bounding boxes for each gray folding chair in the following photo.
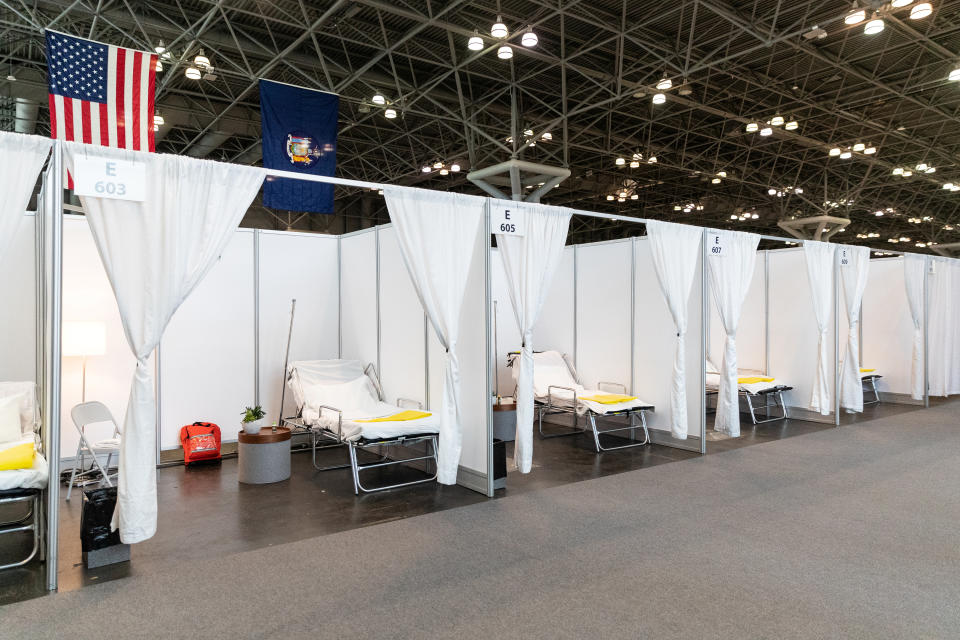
[67,402,122,501]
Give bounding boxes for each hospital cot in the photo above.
[508,350,654,452]
[0,382,47,571]
[861,370,882,405]
[704,365,792,425]
[281,359,439,494]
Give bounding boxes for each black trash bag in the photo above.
[80,487,122,552]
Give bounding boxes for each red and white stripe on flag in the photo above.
[46,30,157,155]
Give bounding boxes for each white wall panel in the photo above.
[535,246,575,358]
[862,257,915,397]
[768,247,836,415]
[377,225,427,407]
[61,215,138,460]
[258,231,339,424]
[159,231,255,448]
[0,214,37,384]
[575,240,632,390]
[339,230,378,368]
[633,237,704,436]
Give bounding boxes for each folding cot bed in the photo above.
[0,382,47,571]
[509,350,654,452]
[861,369,882,405]
[704,363,793,425]
[281,359,440,494]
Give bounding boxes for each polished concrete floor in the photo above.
[0,398,932,606]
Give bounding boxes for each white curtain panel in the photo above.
[931,258,960,396]
[646,220,703,439]
[706,230,760,437]
[903,254,926,400]
[496,201,571,473]
[838,246,871,412]
[64,142,264,543]
[383,187,485,484]
[0,133,52,267]
[803,240,837,415]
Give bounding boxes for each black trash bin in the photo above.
[492,439,507,490]
[81,487,130,567]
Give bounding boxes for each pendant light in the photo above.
[784,120,798,130]
[194,49,210,68]
[910,2,932,19]
[652,92,666,104]
[891,0,913,6]
[185,66,201,80]
[384,108,397,119]
[853,142,865,152]
[759,127,773,136]
[844,7,866,24]
[629,160,640,168]
[153,112,164,127]
[491,16,508,38]
[468,30,484,51]
[647,156,657,163]
[154,40,166,55]
[864,146,876,154]
[615,157,626,166]
[829,147,841,156]
[745,122,759,133]
[372,93,386,105]
[656,76,672,91]
[497,45,513,59]
[770,114,784,126]
[840,150,852,159]
[864,14,884,35]
[422,165,431,173]
[541,132,553,141]
[155,59,163,72]
[521,27,538,47]
[949,66,960,81]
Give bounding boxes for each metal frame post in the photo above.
[923,255,930,408]
[700,229,707,453]
[834,247,841,425]
[484,199,494,496]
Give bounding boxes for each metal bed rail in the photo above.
[705,385,792,425]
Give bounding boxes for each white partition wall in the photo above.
[575,240,632,390]
[159,231,256,448]
[767,247,837,420]
[257,230,340,423]
[491,247,522,397]
[634,236,704,446]
[339,229,378,368]
[862,257,920,402]
[61,215,138,460]
[0,213,37,383]
[377,225,428,407]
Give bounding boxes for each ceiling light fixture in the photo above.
[439,168,449,175]
[372,93,386,105]
[468,30,484,51]
[384,108,397,119]
[155,59,163,72]
[422,165,431,173]
[770,114,784,126]
[630,160,640,168]
[607,195,615,201]
[853,142,865,152]
[949,66,960,81]
[652,92,666,104]
[521,27,538,47]
[864,146,877,154]
[760,127,773,136]
[450,163,461,172]
[829,147,842,156]
[910,2,932,19]
[844,8,866,25]
[840,150,852,159]
[648,155,658,163]
[497,45,513,59]
[785,120,798,130]
[656,76,672,91]
[891,0,913,6]
[153,112,164,127]
[194,49,210,68]
[902,169,913,176]
[491,16,508,38]
[154,41,166,55]
[864,14,884,35]
[746,122,759,133]
[711,177,721,184]
[893,167,904,175]
[541,132,552,141]
[717,171,727,178]
[185,66,201,80]
[615,157,626,166]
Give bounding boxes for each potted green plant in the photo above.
[241,405,266,435]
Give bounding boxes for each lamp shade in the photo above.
[63,321,106,357]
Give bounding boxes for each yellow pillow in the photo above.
[356,410,431,423]
[0,441,35,471]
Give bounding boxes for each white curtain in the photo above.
[0,133,52,266]
[646,220,703,439]
[929,257,960,396]
[803,240,836,415]
[64,142,264,543]
[838,246,871,412]
[706,230,760,437]
[903,254,926,401]
[496,202,571,473]
[383,187,485,484]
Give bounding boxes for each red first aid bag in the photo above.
[179,422,221,466]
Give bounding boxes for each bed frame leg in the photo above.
[590,410,651,452]
[348,444,360,495]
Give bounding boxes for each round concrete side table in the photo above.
[238,426,291,484]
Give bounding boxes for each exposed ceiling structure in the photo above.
[2,0,960,248]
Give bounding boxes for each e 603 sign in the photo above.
[74,157,147,201]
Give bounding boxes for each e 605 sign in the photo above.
[74,157,147,202]
[491,203,526,236]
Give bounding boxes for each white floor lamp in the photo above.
[63,321,106,479]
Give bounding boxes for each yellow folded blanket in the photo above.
[738,376,775,384]
[0,441,35,471]
[580,394,637,404]
[860,368,876,373]
[356,410,431,423]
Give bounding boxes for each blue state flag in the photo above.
[259,79,339,213]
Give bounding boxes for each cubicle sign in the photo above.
[839,247,851,267]
[73,158,147,202]
[491,203,526,236]
[708,232,726,258]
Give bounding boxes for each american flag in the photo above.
[45,30,157,151]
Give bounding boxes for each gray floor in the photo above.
[4,398,960,638]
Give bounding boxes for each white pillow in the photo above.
[0,395,22,444]
[303,375,379,414]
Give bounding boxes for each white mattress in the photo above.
[302,401,439,441]
[0,451,48,491]
[705,371,785,395]
[523,351,652,415]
